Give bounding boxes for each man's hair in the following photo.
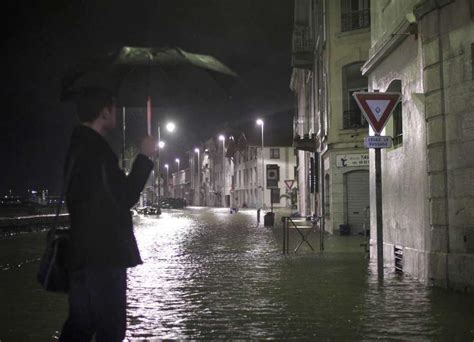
[76,87,116,123]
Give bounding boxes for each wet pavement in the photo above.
[1,207,473,340]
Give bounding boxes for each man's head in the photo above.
[76,87,117,132]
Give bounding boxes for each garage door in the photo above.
[346,170,369,234]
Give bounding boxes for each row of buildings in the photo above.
[169,115,298,212]
[290,0,473,291]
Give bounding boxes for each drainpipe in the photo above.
[436,6,450,288]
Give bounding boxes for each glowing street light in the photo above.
[166,122,176,133]
[175,158,180,171]
[158,141,165,149]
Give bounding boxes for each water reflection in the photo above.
[0,207,473,340]
[125,208,474,340]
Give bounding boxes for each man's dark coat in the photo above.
[66,125,153,270]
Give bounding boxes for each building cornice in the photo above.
[413,0,455,19]
[361,18,412,76]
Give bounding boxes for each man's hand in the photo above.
[140,136,158,158]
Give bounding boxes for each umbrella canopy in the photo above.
[61,46,238,104]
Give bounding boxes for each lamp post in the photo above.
[218,135,225,207]
[175,158,180,199]
[194,148,200,206]
[164,164,169,197]
[256,119,265,209]
[156,122,176,207]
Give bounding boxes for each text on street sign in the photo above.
[364,136,393,149]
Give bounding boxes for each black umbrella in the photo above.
[61,46,238,105]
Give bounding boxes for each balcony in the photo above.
[291,25,314,69]
[343,110,368,130]
[293,133,317,152]
[341,9,370,32]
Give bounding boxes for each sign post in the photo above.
[353,91,401,281]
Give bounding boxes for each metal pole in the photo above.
[320,152,325,251]
[165,167,169,197]
[261,125,264,209]
[222,141,225,207]
[157,125,161,207]
[122,107,126,171]
[375,143,384,280]
[197,150,200,206]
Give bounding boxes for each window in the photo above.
[471,43,474,80]
[324,174,330,218]
[388,80,403,147]
[271,188,280,204]
[270,148,280,159]
[342,62,368,129]
[341,0,370,32]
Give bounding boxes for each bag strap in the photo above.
[50,154,75,235]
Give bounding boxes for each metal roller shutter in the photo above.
[346,170,370,234]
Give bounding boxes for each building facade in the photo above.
[291,0,372,233]
[233,145,297,209]
[171,168,191,204]
[363,0,474,291]
[188,127,296,210]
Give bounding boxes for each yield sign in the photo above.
[353,92,401,134]
[284,180,295,190]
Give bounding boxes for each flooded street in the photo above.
[1,207,474,340]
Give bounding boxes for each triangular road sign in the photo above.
[353,92,401,134]
[284,180,295,190]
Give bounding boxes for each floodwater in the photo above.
[1,207,473,340]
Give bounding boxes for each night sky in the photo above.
[1,0,294,195]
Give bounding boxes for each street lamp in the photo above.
[156,121,176,207]
[218,135,225,207]
[166,122,176,133]
[164,164,169,197]
[256,119,264,209]
[194,148,200,206]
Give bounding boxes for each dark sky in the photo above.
[1,0,295,195]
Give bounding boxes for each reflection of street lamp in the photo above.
[256,119,264,209]
[218,135,225,207]
[164,164,169,197]
[175,158,180,171]
[194,148,200,206]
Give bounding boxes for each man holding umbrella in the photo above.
[60,87,155,341]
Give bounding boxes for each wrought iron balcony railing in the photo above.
[293,133,317,152]
[291,25,314,69]
[341,9,370,32]
[343,110,368,129]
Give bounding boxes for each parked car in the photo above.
[135,205,161,216]
[159,198,187,209]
